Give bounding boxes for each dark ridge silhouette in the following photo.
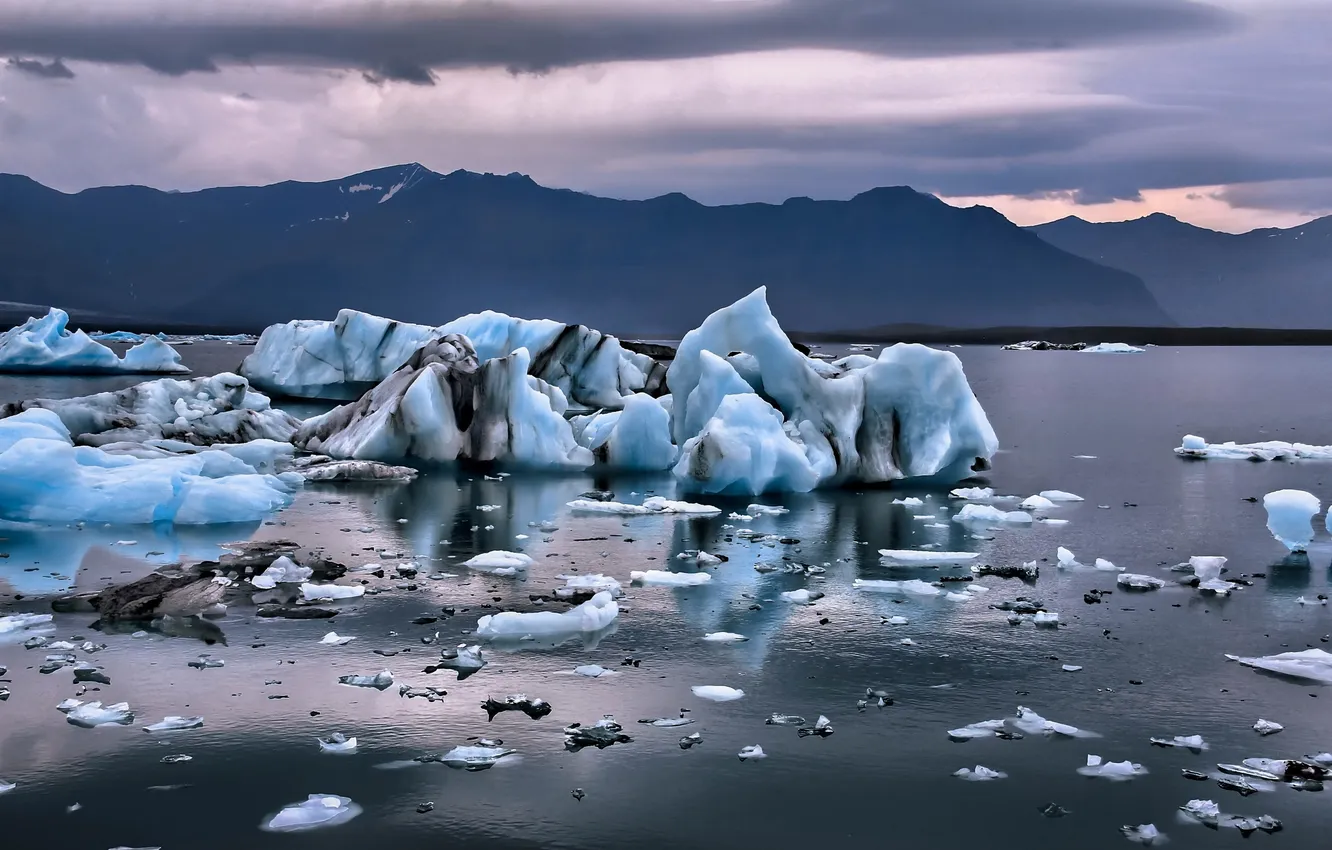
[0,164,1171,334]
[1031,213,1332,328]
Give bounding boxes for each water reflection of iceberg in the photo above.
[0,521,260,595]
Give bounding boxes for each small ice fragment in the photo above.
[338,671,394,690]
[747,504,788,515]
[954,504,1032,525]
[1094,558,1121,571]
[1062,665,1083,672]
[1121,824,1165,845]
[438,745,515,770]
[64,701,134,728]
[463,551,533,573]
[1253,719,1283,736]
[1020,495,1055,511]
[781,588,824,603]
[738,745,766,761]
[187,656,224,670]
[953,765,1006,781]
[261,794,362,832]
[320,632,355,646]
[766,714,806,726]
[638,716,694,728]
[555,573,623,599]
[318,733,358,753]
[884,616,909,625]
[572,664,616,678]
[0,779,15,794]
[1189,556,1233,593]
[691,685,744,702]
[436,645,485,679]
[892,497,924,507]
[1057,547,1080,568]
[143,716,204,733]
[1033,611,1060,626]
[1077,754,1147,780]
[1040,490,1083,502]
[1263,489,1319,552]
[1117,573,1165,590]
[250,556,312,590]
[950,487,994,500]
[703,632,748,643]
[629,570,711,587]
[948,720,1005,740]
[797,715,834,737]
[300,583,365,602]
[1150,735,1207,750]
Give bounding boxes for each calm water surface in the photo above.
[2,343,1330,849]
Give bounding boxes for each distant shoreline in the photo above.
[6,308,1332,347]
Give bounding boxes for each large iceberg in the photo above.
[570,393,676,470]
[0,309,188,375]
[241,308,664,407]
[666,288,996,492]
[0,373,299,447]
[295,336,592,468]
[0,408,298,525]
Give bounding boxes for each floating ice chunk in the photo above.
[567,496,721,515]
[65,701,135,728]
[639,715,694,728]
[483,694,552,720]
[438,745,516,770]
[1121,824,1165,845]
[893,496,925,507]
[338,671,394,690]
[434,645,485,679]
[878,549,978,565]
[692,685,744,702]
[563,716,633,749]
[475,591,618,639]
[261,794,363,832]
[1057,547,1080,568]
[300,583,365,602]
[555,573,623,599]
[1176,433,1332,461]
[1179,799,1220,823]
[0,309,188,374]
[320,632,355,646]
[703,632,749,643]
[1012,707,1096,738]
[573,665,616,678]
[948,720,1006,740]
[884,615,909,625]
[1118,573,1165,590]
[1077,754,1147,780]
[954,766,1007,781]
[1040,490,1083,502]
[0,779,14,794]
[747,504,789,515]
[630,570,712,587]
[954,504,1032,525]
[143,716,204,733]
[1094,558,1121,571]
[1150,735,1207,750]
[1297,595,1328,605]
[1020,495,1056,511]
[950,487,994,500]
[1190,556,1232,593]
[853,578,941,596]
[251,556,312,589]
[766,713,806,726]
[463,550,533,575]
[738,745,767,761]
[1263,489,1319,552]
[318,733,358,754]
[1033,611,1060,626]
[1062,665,1083,672]
[1253,719,1283,736]
[1081,342,1145,353]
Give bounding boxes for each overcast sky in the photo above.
[1,0,1329,232]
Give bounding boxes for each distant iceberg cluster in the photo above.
[0,308,189,375]
[0,289,999,526]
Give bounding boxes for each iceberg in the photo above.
[1040,490,1083,501]
[338,671,394,690]
[143,716,204,733]
[1117,573,1165,590]
[1176,433,1332,461]
[261,794,362,832]
[0,373,299,446]
[241,307,664,407]
[1081,342,1145,353]
[954,504,1032,525]
[475,591,619,639]
[555,573,623,599]
[0,309,188,375]
[251,556,313,589]
[0,409,298,525]
[64,700,135,728]
[673,393,824,494]
[1263,489,1319,552]
[666,288,996,492]
[1076,754,1147,780]
[300,583,365,602]
[567,496,721,515]
[463,550,533,576]
[295,337,592,468]
[878,549,979,565]
[1225,649,1332,684]
[950,486,994,500]
[570,394,676,470]
[630,570,712,587]
[852,578,942,596]
[1121,824,1164,845]
[691,685,744,702]
[1019,495,1055,511]
[436,744,516,770]
[738,745,767,761]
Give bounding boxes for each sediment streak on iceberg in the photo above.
[241,308,664,407]
[295,336,592,468]
[0,372,300,446]
[0,309,189,375]
[0,409,298,525]
[667,288,997,492]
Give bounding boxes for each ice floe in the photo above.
[463,550,534,576]
[1176,433,1332,461]
[1081,342,1145,353]
[738,745,767,760]
[319,632,355,646]
[1263,489,1319,552]
[475,591,619,639]
[300,583,365,602]
[143,716,204,733]
[0,408,298,525]
[63,700,135,728]
[878,549,979,565]
[564,716,633,749]
[703,632,749,643]
[954,504,1032,525]
[436,745,517,770]
[1077,755,1148,781]
[630,570,712,587]
[482,694,552,720]
[555,573,623,599]
[567,496,720,515]
[1226,647,1332,682]
[0,309,188,375]
[261,794,362,832]
[1121,824,1165,845]
[1039,490,1083,501]
[954,766,1006,781]
[780,588,823,603]
[691,685,745,702]
[338,671,394,690]
[1117,573,1165,590]
[950,486,995,500]
[1019,495,1055,511]
[853,578,942,596]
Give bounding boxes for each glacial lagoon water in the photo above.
[2,342,1331,849]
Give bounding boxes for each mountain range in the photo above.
[1030,213,1332,328]
[0,164,1172,335]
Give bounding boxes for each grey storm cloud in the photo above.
[5,56,75,79]
[0,0,1236,82]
